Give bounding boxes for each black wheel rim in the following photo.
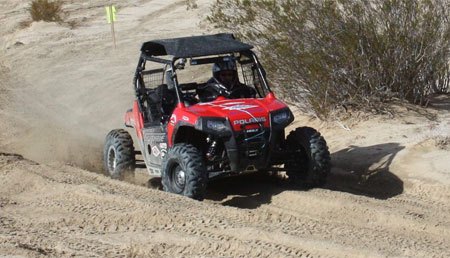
[170,164,186,194]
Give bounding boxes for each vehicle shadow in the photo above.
[206,173,285,209]
[205,142,405,208]
[325,143,405,200]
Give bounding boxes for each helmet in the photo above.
[212,60,238,88]
[212,61,237,74]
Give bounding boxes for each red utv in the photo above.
[103,34,330,200]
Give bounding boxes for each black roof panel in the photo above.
[140,33,253,58]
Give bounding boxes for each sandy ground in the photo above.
[0,0,449,257]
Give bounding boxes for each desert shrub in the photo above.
[208,0,450,118]
[185,0,198,10]
[432,70,450,94]
[29,0,63,22]
[434,136,449,150]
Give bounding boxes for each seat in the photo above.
[144,84,176,124]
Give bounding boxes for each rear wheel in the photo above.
[285,127,331,187]
[161,144,207,200]
[103,129,135,180]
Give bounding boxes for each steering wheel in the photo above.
[198,78,256,102]
[228,86,250,98]
[208,82,231,97]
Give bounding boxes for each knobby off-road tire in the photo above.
[161,143,207,201]
[285,127,331,188]
[103,129,135,180]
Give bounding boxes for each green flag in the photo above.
[105,6,117,24]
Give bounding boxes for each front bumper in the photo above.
[225,124,284,172]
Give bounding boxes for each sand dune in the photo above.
[0,1,449,257]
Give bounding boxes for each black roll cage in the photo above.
[133,50,272,113]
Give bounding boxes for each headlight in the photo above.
[195,117,232,137]
[272,111,290,124]
[206,120,228,131]
[271,108,293,127]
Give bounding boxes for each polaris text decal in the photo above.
[233,117,267,125]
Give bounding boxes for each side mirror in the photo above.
[175,58,186,70]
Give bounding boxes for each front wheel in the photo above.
[103,129,135,180]
[285,127,331,187]
[161,144,207,200]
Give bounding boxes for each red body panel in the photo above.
[125,94,288,147]
[166,93,288,146]
[124,100,144,139]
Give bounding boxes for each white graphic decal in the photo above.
[152,146,160,157]
[233,117,267,125]
[159,143,167,158]
[169,114,177,125]
[223,104,258,110]
[198,101,263,125]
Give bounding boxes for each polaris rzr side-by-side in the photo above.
[103,33,331,200]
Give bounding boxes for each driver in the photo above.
[198,60,256,102]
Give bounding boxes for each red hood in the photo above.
[185,96,288,131]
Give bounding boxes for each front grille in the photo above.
[235,127,269,159]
